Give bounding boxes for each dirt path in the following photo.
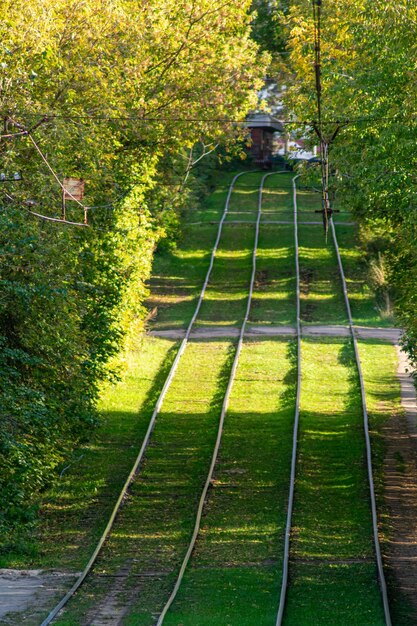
[383,346,417,622]
[187,220,357,226]
[149,324,401,341]
[0,570,78,625]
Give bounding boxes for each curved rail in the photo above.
[275,174,301,626]
[39,170,251,626]
[330,219,392,626]
[156,171,284,625]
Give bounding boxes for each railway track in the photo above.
[152,174,392,626]
[155,171,278,625]
[38,170,392,625]
[274,177,391,625]
[39,170,256,626]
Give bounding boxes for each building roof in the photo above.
[245,112,284,133]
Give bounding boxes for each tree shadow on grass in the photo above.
[35,340,181,568]
[280,338,298,408]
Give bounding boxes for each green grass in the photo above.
[196,223,255,326]
[0,337,178,572]
[147,223,219,329]
[292,339,374,560]
[284,338,385,624]
[250,225,296,325]
[151,337,296,626]
[224,171,263,222]
[183,169,246,225]
[296,184,394,327]
[159,567,279,626]
[148,170,264,330]
[298,225,347,324]
[285,562,384,625]
[336,224,395,327]
[261,172,294,220]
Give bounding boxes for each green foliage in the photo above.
[283,1,417,362]
[251,0,289,57]
[0,0,267,546]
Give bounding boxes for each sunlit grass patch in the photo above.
[298,226,347,324]
[250,225,296,325]
[261,176,293,217]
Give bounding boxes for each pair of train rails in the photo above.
[41,171,391,626]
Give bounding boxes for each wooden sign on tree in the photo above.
[62,177,85,220]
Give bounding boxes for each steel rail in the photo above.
[330,219,392,626]
[275,174,301,626]
[156,171,285,625]
[39,170,251,626]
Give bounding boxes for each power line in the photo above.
[22,205,89,228]
[27,134,86,209]
[1,111,415,127]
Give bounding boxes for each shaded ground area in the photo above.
[383,348,417,625]
[0,570,79,626]
[149,324,401,341]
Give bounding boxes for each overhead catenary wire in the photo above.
[1,191,89,228]
[0,115,50,140]
[38,169,252,626]
[21,205,89,227]
[155,169,287,626]
[1,110,415,127]
[27,133,87,209]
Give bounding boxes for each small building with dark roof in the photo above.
[245,113,284,167]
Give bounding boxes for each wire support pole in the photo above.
[39,170,252,626]
[311,0,347,236]
[275,174,301,626]
[311,0,331,234]
[312,0,322,129]
[330,219,392,626]
[155,170,287,625]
